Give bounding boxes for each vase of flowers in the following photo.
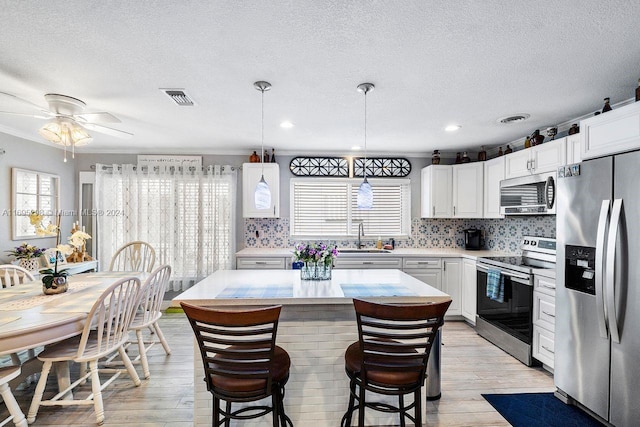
[293,243,338,280]
[31,213,74,295]
[6,243,45,271]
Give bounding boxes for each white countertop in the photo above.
[235,247,509,259]
[172,269,450,307]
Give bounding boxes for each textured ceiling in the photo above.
[0,1,639,156]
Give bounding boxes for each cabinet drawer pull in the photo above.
[542,310,555,318]
[541,284,556,289]
[541,345,554,354]
[254,261,267,265]
[416,261,437,265]
[363,262,373,265]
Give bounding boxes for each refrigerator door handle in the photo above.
[595,200,611,339]
[545,176,556,209]
[606,198,623,344]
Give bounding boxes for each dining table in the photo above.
[0,271,148,394]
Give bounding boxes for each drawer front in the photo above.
[533,326,555,368]
[533,291,556,331]
[334,257,402,269]
[236,257,286,269]
[534,276,556,297]
[402,258,441,270]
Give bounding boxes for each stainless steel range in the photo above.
[475,236,556,366]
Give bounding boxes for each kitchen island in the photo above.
[173,269,450,427]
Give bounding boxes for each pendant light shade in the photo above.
[255,176,271,209]
[356,83,374,209]
[357,177,373,209]
[253,81,272,210]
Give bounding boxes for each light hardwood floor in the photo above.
[1,314,554,426]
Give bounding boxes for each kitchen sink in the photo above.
[338,249,391,254]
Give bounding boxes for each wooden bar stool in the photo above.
[181,302,293,427]
[341,299,451,427]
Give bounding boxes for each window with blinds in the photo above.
[290,178,411,238]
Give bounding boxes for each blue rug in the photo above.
[482,393,605,427]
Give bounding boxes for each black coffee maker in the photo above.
[463,228,483,250]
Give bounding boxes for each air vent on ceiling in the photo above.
[161,89,195,106]
[497,113,530,124]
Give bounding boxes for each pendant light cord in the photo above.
[363,89,367,180]
[261,88,265,176]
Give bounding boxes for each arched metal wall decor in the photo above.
[353,157,411,178]
[289,157,349,177]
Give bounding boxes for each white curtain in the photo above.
[95,164,236,291]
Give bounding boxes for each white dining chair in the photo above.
[105,265,172,378]
[27,277,143,426]
[0,265,34,289]
[108,241,156,273]
[0,265,36,366]
[0,366,28,427]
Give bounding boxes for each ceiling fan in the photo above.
[0,91,133,139]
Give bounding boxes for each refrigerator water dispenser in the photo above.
[565,245,596,295]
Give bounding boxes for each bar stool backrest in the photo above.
[181,303,282,401]
[353,298,452,389]
[0,264,35,288]
[109,241,156,273]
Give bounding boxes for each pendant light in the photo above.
[254,81,272,210]
[356,83,374,209]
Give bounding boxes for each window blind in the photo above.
[290,178,410,238]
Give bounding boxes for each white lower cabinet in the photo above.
[461,258,477,324]
[442,258,462,316]
[532,275,556,370]
[403,258,442,291]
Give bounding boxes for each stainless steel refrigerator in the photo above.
[556,150,640,426]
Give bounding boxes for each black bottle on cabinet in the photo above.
[602,97,612,113]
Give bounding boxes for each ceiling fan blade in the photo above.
[80,122,133,139]
[0,91,50,113]
[75,112,121,124]
[0,110,51,120]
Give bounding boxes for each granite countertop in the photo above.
[235,247,509,260]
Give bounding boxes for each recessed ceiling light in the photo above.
[280,121,294,128]
[351,145,362,151]
[445,125,461,132]
[497,114,530,124]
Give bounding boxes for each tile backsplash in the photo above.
[244,216,556,255]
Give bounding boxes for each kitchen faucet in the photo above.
[357,222,365,249]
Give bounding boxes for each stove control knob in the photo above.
[532,241,537,246]
[524,240,530,245]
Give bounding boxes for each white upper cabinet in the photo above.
[504,138,566,179]
[421,165,452,218]
[452,163,483,218]
[483,156,505,218]
[564,134,582,164]
[242,163,280,218]
[581,101,640,160]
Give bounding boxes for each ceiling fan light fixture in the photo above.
[38,121,63,143]
[68,125,93,146]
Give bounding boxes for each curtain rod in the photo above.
[91,164,238,172]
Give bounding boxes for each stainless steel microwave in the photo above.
[499,171,556,215]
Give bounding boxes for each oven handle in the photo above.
[476,264,532,285]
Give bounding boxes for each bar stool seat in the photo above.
[211,345,290,393]
[181,302,293,426]
[341,299,451,427]
[345,341,422,386]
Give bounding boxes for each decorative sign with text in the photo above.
[137,155,202,169]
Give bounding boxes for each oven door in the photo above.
[476,264,533,344]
